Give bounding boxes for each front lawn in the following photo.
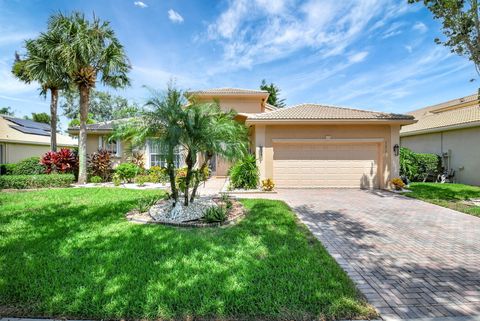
[405,183,480,217]
[0,188,374,320]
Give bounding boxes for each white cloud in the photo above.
[348,51,369,63]
[168,9,184,23]
[381,22,405,39]
[134,1,148,8]
[205,0,412,71]
[405,45,413,53]
[413,22,428,33]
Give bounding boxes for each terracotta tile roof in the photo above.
[248,103,414,121]
[188,87,269,96]
[264,103,278,111]
[401,95,480,135]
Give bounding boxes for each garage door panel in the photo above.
[273,142,379,188]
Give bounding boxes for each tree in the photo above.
[409,0,480,76]
[114,86,185,203]
[49,12,131,184]
[60,89,141,122]
[113,85,249,206]
[0,107,14,116]
[68,113,96,128]
[12,30,69,152]
[24,112,51,124]
[260,79,286,108]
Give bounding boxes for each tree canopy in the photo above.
[24,112,51,124]
[0,107,14,116]
[409,0,480,76]
[61,89,141,122]
[260,79,286,108]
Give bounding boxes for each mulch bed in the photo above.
[126,197,246,227]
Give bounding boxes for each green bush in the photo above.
[115,163,140,183]
[229,155,259,189]
[0,163,17,175]
[89,175,102,184]
[134,174,150,186]
[148,166,168,184]
[12,157,45,175]
[112,173,122,186]
[0,174,75,189]
[203,205,228,223]
[400,147,441,182]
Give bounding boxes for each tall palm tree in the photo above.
[12,30,69,151]
[49,12,131,183]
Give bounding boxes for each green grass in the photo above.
[405,183,480,217]
[0,188,374,320]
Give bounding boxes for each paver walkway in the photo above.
[239,189,480,320]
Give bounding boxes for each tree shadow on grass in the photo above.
[0,194,375,320]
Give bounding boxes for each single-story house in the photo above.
[68,88,415,189]
[0,115,77,164]
[400,93,480,186]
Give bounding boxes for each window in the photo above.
[148,140,183,168]
[98,136,120,157]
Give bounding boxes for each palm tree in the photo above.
[48,12,131,183]
[184,100,248,204]
[12,30,69,151]
[113,86,186,204]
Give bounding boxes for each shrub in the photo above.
[135,196,159,213]
[149,166,168,184]
[128,151,145,170]
[41,149,78,174]
[229,155,259,190]
[175,167,188,193]
[390,177,405,190]
[0,174,75,189]
[261,178,275,191]
[115,163,140,182]
[134,174,150,186]
[112,173,122,186]
[0,163,17,175]
[400,147,441,182]
[88,149,113,181]
[12,157,45,175]
[203,206,228,223]
[89,175,102,184]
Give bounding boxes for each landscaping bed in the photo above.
[0,188,375,320]
[404,182,480,217]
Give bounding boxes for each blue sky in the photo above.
[0,0,478,130]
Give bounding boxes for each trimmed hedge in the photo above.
[400,147,441,182]
[0,174,75,189]
[11,157,45,175]
[0,163,17,175]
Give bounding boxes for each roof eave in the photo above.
[246,118,416,125]
[400,120,480,137]
[68,128,114,135]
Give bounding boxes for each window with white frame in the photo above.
[98,136,121,157]
[148,140,182,168]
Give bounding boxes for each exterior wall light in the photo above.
[393,144,400,156]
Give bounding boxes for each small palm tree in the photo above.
[49,12,131,183]
[113,86,186,203]
[12,29,69,151]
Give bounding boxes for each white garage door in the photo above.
[273,142,379,188]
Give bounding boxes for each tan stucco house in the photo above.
[400,93,480,186]
[68,88,415,189]
[0,115,77,164]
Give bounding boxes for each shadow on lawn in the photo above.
[0,194,374,320]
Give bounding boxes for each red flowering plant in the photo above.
[41,148,79,174]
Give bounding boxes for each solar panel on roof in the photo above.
[3,116,51,131]
[9,125,50,136]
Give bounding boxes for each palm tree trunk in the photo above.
[167,147,178,204]
[190,153,212,203]
[184,150,193,206]
[77,85,90,184]
[49,88,58,152]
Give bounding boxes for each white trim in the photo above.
[272,138,385,144]
[98,136,103,150]
[116,140,122,158]
[145,140,151,169]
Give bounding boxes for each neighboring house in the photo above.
[400,93,480,186]
[0,115,77,164]
[68,88,415,189]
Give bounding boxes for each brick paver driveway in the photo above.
[244,189,480,320]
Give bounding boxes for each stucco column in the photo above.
[255,125,267,180]
[390,125,400,179]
